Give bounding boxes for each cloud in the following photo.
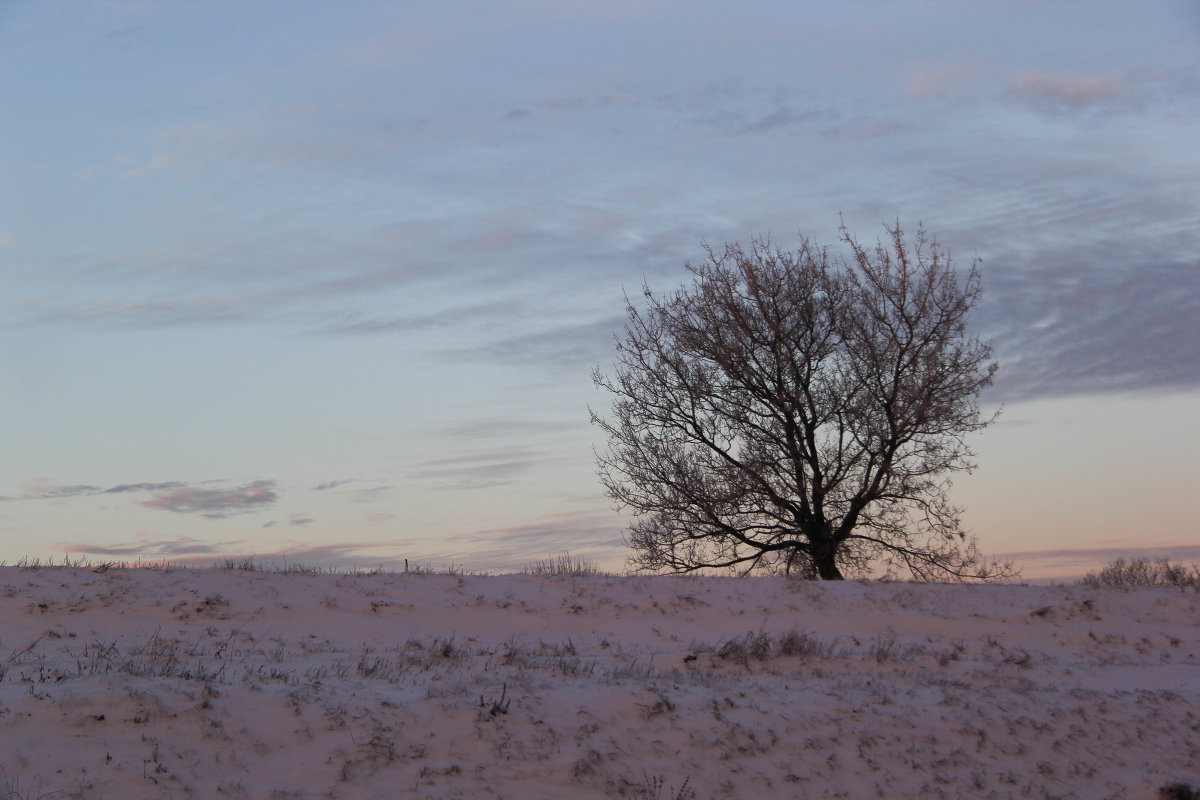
[978,254,1200,403]
[1009,71,1124,114]
[139,480,278,518]
[446,315,625,372]
[55,536,410,567]
[437,418,585,440]
[105,25,148,50]
[502,86,642,122]
[122,153,173,178]
[433,508,625,571]
[347,485,398,504]
[904,60,983,100]
[897,136,1200,404]
[3,480,186,502]
[103,482,188,494]
[412,450,543,492]
[258,541,410,564]
[59,536,243,558]
[736,107,817,135]
[54,506,622,574]
[313,479,354,491]
[26,484,102,499]
[40,295,262,329]
[1000,543,1200,563]
[313,304,489,336]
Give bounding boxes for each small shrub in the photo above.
[868,633,899,663]
[717,631,774,667]
[711,629,838,666]
[632,771,695,800]
[777,630,833,658]
[524,552,606,577]
[272,562,324,575]
[218,557,260,571]
[406,562,470,576]
[0,765,55,800]
[1078,558,1200,588]
[121,629,181,678]
[479,683,510,716]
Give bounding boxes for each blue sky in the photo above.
[2,1,1197,577]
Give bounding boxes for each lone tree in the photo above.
[592,221,1008,580]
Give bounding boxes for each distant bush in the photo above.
[524,552,607,577]
[1078,558,1200,589]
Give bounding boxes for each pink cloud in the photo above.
[1012,71,1123,111]
[904,60,982,99]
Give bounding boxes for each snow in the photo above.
[0,565,1196,798]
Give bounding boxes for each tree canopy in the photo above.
[592,222,1010,580]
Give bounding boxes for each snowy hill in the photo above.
[0,565,1196,799]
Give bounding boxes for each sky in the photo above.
[1,0,1197,579]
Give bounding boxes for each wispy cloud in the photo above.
[3,480,186,502]
[978,251,1200,402]
[504,87,642,121]
[139,481,278,518]
[904,59,985,100]
[446,315,625,372]
[437,418,585,440]
[59,536,244,558]
[104,482,188,494]
[313,479,354,491]
[1010,71,1124,114]
[39,295,262,328]
[412,450,543,492]
[104,25,148,50]
[434,508,624,570]
[258,541,412,565]
[736,107,818,135]
[22,483,101,500]
[122,153,173,179]
[346,485,398,505]
[313,304,495,336]
[55,536,411,567]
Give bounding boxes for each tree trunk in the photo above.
[815,555,844,580]
[810,538,844,580]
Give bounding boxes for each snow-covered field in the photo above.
[0,564,1196,799]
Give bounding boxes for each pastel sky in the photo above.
[2,1,1197,579]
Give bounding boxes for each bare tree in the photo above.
[592,222,1010,580]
